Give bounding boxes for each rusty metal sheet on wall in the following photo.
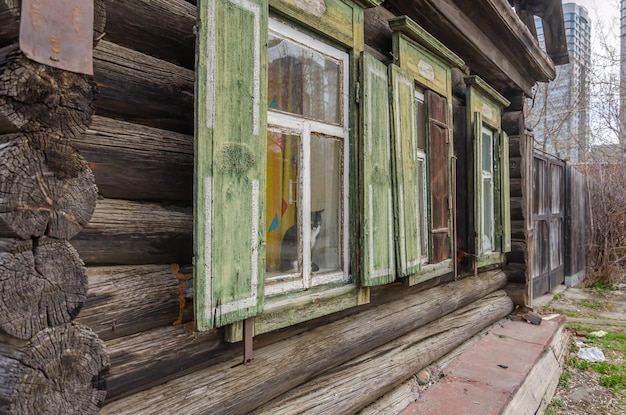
[19,0,94,75]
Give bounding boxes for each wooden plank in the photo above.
[100,270,508,414]
[194,0,268,330]
[501,323,567,415]
[359,52,395,286]
[428,91,451,263]
[269,0,360,49]
[389,64,422,276]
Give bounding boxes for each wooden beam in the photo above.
[72,116,193,202]
[101,0,196,70]
[70,198,193,266]
[93,41,194,135]
[251,292,513,414]
[100,270,508,414]
[386,0,554,96]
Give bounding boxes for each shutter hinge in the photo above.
[355,81,360,104]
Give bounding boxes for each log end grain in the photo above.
[0,323,109,415]
[0,237,87,339]
[0,134,97,240]
[0,47,98,137]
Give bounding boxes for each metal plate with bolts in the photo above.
[19,0,94,75]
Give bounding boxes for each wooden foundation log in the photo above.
[76,265,192,341]
[73,116,193,202]
[93,41,194,135]
[251,291,513,415]
[0,45,98,136]
[503,282,528,306]
[104,325,228,402]
[71,198,193,266]
[503,262,527,284]
[0,323,109,414]
[0,0,106,48]
[0,133,97,239]
[100,270,507,414]
[0,237,87,339]
[102,0,196,69]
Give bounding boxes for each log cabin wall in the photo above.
[0,0,564,413]
[501,106,534,305]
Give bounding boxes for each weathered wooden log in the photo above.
[93,40,194,135]
[510,155,522,178]
[503,282,528,306]
[72,116,193,202]
[0,323,109,414]
[251,291,513,415]
[511,219,526,239]
[363,6,394,63]
[502,110,524,136]
[102,0,196,69]
[503,262,527,284]
[71,198,193,266]
[0,0,106,48]
[0,44,98,136]
[0,237,87,339]
[508,240,526,264]
[511,196,523,220]
[105,325,228,401]
[100,270,507,413]
[76,265,192,341]
[0,133,97,239]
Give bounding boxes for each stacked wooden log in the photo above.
[502,99,533,305]
[0,1,109,413]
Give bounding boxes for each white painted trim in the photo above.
[205,0,216,129]
[302,125,312,288]
[203,176,214,323]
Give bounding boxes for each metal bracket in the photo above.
[243,317,254,365]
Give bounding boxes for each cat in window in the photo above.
[280,209,324,272]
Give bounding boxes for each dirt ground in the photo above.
[539,284,626,415]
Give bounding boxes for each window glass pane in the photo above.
[418,156,428,261]
[266,132,301,276]
[482,177,494,251]
[415,90,426,150]
[268,33,342,125]
[482,129,492,173]
[310,133,343,273]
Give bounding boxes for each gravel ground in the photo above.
[541,286,626,415]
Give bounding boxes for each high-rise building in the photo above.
[527,3,591,162]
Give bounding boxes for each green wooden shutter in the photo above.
[426,90,450,264]
[471,111,483,257]
[194,0,268,331]
[500,130,511,253]
[360,52,395,286]
[390,64,421,277]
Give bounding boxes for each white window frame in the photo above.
[414,89,429,264]
[481,125,495,253]
[265,18,350,297]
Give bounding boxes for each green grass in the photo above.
[563,326,626,393]
[559,370,572,387]
[590,282,613,296]
[579,298,606,311]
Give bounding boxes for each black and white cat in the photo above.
[280,209,324,272]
